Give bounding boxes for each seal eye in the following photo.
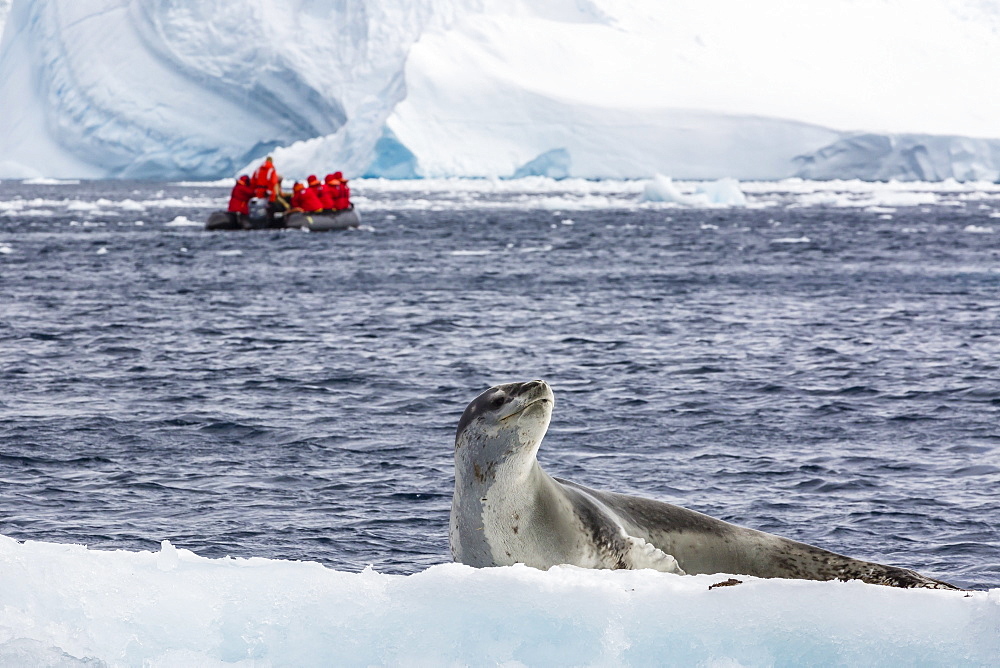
[489,394,506,410]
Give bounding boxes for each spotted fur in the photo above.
[450,380,959,590]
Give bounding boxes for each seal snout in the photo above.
[514,379,553,410]
[457,380,553,438]
[517,379,551,399]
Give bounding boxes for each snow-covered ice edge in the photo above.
[0,534,996,666]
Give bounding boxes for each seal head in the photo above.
[455,379,552,474]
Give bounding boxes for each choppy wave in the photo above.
[3,178,1000,220]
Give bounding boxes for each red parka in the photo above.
[321,175,340,210]
[319,186,336,210]
[337,180,350,210]
[251,158,281,201]
[310,184,330,210]
[291,185,323,212]
[227,176,254,215]
[328,171,350,210]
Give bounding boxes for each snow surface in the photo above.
[0,535,996,667]
[0,0,10,38]
[2,1,1000,181]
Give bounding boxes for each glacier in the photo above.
[794,133,1000,183]
[2,0,1000,181]
[1,534,997,667]
[0,0,10,38]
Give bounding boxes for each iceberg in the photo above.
[0,0,436,180]
[2,1,1000,180]
[1,535,997,666]
[794,133,1000,182]
[0,0,9,36]
[642,174,747,207]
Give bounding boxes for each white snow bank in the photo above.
[0,535,996,667]
[642,175,747,207]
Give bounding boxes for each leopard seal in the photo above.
[449,380,958,589]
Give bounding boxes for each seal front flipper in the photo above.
[623,535,686,574]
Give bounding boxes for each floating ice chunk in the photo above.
[531,194,620,210]
[165,216,200,227]
[963,225,994,234]
[698,177,749,207]
[21,177,81,185]
[869,191,938,207]
[642,175,746,207]
[117,199,146,211]
[642,175,690,204]
[174,179,235,187]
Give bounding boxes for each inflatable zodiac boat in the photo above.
[285,207,360,231]
[205,205,360,232]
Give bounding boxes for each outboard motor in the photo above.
[247,197,269,228]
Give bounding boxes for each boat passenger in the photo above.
[306,174,330,211]
[323,174,340,211]
[227,175,254,216]
[251,156,281,202]
[333,171,351,210]
[290,181,323,213]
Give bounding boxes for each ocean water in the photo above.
[1,179,998,591]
